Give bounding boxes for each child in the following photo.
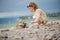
[27,2,48,28]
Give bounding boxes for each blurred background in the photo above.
[0,0,60,29]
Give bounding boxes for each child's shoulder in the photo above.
[36,8,43,12]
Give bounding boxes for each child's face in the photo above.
[28,7,35,12]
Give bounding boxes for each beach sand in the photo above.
[0,20,60,40]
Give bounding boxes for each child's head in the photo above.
[27,2,38,12]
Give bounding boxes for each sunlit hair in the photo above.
[27,2,38,10]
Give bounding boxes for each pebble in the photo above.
[0,21,60,40]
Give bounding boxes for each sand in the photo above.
[0,20,60,40]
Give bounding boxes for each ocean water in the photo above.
[0,16,60,29]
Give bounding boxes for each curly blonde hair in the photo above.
[27,2,38,10]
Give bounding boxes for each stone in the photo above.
[0,20,60,40]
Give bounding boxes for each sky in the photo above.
[0,0,60,18]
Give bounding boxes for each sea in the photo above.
[0,16,60,29]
